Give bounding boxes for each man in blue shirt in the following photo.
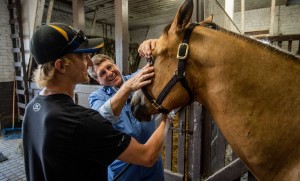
[88,52,164,181]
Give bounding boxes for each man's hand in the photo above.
[138,39,158,58]
[123,63,154,92]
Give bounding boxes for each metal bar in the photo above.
[205,158,249,181]
[165,122,173,170]
[187,102,203,180]
[176,109,186,175]
[298,40,300,55]
[288,40,292,52]
[164,169,184,181]
[215,130,226,171]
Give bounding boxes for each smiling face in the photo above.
[94,59,123,87]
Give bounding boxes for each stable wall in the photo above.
[0,0,15,127]
[233,5,300,35]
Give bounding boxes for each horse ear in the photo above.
[203,15,214,23]
[172,0,194,33]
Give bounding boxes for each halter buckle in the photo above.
[177,43,189,59]
[151,100,162,110]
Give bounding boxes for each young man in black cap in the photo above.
[23,23,170,181]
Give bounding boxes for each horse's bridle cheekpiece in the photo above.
[142,22,201,113]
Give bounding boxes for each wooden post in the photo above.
[241,0,245,34]
[46,0,55,24]
[27,0,46,80]
[225,0,234,19]
[72,0,85,31]
[192,0,205,22]
[33,0,46,30]
[269,0,276,35]
[114,0,129,75]
[90,6,99,35]
[192,0,198,22]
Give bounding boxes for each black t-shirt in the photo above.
[22,94,131,181]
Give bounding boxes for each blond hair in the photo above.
[32,56,74,87]
[88,54,114,80]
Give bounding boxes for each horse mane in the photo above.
[162,21,300,63]
[205,22,300,63]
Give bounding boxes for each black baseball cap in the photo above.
[30,23,104,64]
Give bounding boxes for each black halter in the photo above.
[142,22,200,113]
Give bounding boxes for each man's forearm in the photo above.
[110,85,131,116]
[143,115,171,165]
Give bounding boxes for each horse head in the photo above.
[131,0,203,121]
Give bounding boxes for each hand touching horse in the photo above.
[131,0,300,180]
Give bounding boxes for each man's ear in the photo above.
[54,59,66,73]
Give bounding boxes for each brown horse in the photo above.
[131,0,300,180]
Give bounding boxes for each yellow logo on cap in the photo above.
[95,43,104,49]
[49,25,69,41]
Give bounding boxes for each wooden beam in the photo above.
[114,0,129,75]
[225,0,234,19]
[269,0,276,35]
[192,0,198,22]
[241,0,245,34]
[55,0,71,6]
[46,0,55,24]
[34,0,46,30]
[90,7,99,35]
[72,0,85,31]
[27,0,46,80]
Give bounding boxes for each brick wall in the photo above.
[0,0,14,82]
[0,0,14,129]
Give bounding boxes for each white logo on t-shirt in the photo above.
[33,103,41,112]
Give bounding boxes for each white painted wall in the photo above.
[234,5,300,35]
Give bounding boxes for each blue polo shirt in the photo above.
[89,72,164,181]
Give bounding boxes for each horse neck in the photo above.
[187,27,300,116]
[185,27,300,178]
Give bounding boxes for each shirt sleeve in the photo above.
[99,99,119,124]
[89,90,119,124]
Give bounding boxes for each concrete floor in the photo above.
[0,138,26,181]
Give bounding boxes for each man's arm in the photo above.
[117,115,171,167]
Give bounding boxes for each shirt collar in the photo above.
[101,75,125,95]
